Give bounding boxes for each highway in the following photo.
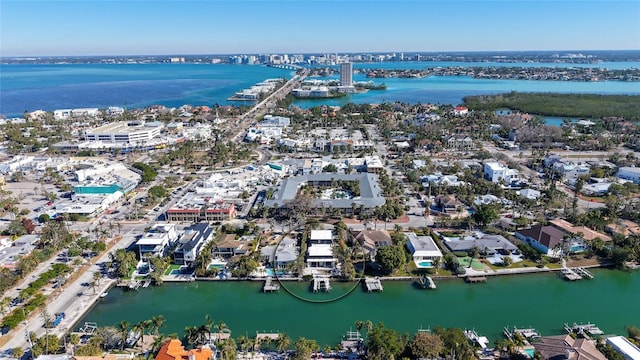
[230,70,307,143]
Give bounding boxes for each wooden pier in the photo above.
[364,277,383,292]
[561,267,582,281]
[312,275,331,292]
[466,276,487,283]
[263,276,280,292]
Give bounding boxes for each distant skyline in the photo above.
[1,0,639,57]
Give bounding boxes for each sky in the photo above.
[1,0,639,57]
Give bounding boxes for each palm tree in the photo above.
[215,321,228,343]
[276,333,291,355]
[237,335,252,355]
[184,326,200,346]
[118,320,130,350]
[151,315,166,337]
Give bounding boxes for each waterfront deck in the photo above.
[466,276,487,283]
[263,276,280,292]
[364,277,383,292]
[312,275,331,292]
[561,267,583,281]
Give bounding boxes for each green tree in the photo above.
[292,337,319,360]
[365,322,406,360]
[148,185,168,201]
[409,331,444,359]
[472,204,499,227]
[375,245,407,274]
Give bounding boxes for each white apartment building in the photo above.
[484,162,520,184]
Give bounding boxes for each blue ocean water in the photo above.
[1,62,639,117]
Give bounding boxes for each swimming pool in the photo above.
[265,269,288,277]
[418,260,433,267]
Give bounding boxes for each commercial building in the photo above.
[166,194,237,223]
[84,121,164,144]
[264,173,385,216]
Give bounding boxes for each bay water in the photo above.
[2,62,640,117]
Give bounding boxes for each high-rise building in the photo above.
[340,62,353,87]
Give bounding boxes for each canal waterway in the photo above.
[79,269,640,347]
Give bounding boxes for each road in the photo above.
[1,227,139,353]
[230,70,308,143]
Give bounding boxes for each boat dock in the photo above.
[256,332,280,341]
[504,326,540,341]
[466,276,487,283]
[564,323,604,338]
[364,277,383,292]
[573,267,594,279]
[263,276,280,292]
[340,329,363,353]
[416,275,437,289]
[561,267,582,281]
[464,329,489,349]
[312,275,331,292]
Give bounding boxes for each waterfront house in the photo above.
[515,225,566,255]
[548,219,612,250]
[155,338,213,360]
[353,230,392,261]
[443,234,517,256]
[136,224,179,258]
[261,236,299,269]
[173,223,215,266]
[533,334,606,360]
[404,232,443,267]
[214,234,248,258]
[306,230,335,270]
